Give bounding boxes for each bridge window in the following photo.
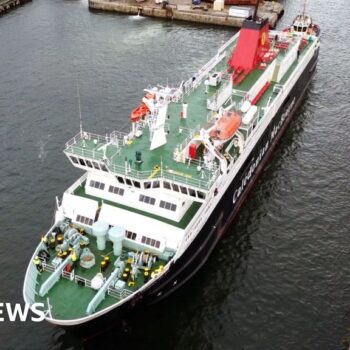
[70,156,78,164]
[160,200,177,212]
[141,236,160,249]
[76,215,93,226]
[197,191,205,199]
[180,186,188,195]
[78,158,86,166]
[100,163,108,172]
[125,231,137,240]
[86,160,93,168]
[116,176,125,184]
[109,185,124,196]
[133,181,141,188]
[163,182,171,190]
[152,181,160,188]
[92,161,100,170]
[139,194,156,205]
[188,189,196,197]
[90,180,105,190]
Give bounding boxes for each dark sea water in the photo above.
[0,0,349,349]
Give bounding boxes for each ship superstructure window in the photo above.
[197,191,205,199]
[76,215,94,226]
[159,200,177,212]
[133,181,141,188]
[139,195,156,205]
[172,184,179,192]
[70,156,78,164]
[78,158,86,166]
[188,189,196,197]
[92,161,100,170]
[100,163,108,172]
[152,181,160,188]
[180,186,188,195]
[141,236,160,248]
[90,180,105,190]
[109,185,124,196]
[125,231,137,240]
[86,160,93,168]
[163,182,171,190]
[116,176,125,184]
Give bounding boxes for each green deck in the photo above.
[65,33,314,192]
[35,232,167,320]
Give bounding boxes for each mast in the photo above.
[302,0,308,18]
[253,0,260,21]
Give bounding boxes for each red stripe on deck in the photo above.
[251,81,270,105]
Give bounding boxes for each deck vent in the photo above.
[135,151,143,165]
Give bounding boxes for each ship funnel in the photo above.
[228,18,270,83]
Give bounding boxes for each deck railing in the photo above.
[75,275,92,288]
[107,285,133,300]
[42,262,55,273]
[65,132,219,190]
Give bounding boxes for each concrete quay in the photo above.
[0,0,31,15]
[89,0,284,28]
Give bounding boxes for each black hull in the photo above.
[64,47,319,335]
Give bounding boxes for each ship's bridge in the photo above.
[64,131,220,202]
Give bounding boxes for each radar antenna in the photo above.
[76,80,83,135]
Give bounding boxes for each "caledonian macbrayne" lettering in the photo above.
[232,97,296,204]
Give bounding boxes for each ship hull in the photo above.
[61,45,319,335]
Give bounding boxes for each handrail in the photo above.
[38,255,71,297]
[86,267,121,315]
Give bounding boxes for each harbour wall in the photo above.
[0,0,31,15]
[88,0,284,28]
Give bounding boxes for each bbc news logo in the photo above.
[0,303,45,322]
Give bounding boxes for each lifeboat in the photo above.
[209,111,241,141]
[130,102,149,122]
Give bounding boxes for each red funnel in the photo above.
[228,18,270,84]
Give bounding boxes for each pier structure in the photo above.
[89,0,284,28]
[0,0,31,15]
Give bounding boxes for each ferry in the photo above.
[23,5,320,330]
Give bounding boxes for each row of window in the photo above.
[70,156,108,172]
[88,181,176,211]
[90,180,105,190]
[89,180,125,197]
[116,175,205,200]
[139,194,156,205]
[125,231,161,249]
[125,230,137,240]
[109,185,125,196]
[76,214,94,226]
[70,156,205,200]
[160,200,177,212]
[141,236,161,249]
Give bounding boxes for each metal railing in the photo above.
[65,131,110,148]
[108,286,133,300]
[75,275,92,288]
[65,131,219,190]
[66,145,104,160]
[42,262,55,273]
